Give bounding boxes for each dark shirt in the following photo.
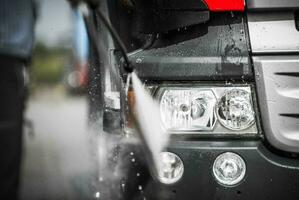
[0,0,37,60]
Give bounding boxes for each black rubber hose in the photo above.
[95,9,134,73]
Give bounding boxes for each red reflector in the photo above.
[204,0,245,12]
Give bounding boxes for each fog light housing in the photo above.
[213,152,246,186]
[157,152,184,184]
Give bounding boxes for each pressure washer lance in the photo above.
[69,0,134,73]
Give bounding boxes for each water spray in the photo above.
[71,1,170,195]
[87,3,167,177]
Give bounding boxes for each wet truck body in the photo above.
[88,0,299,199]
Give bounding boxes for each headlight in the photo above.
[155,86,257,135]
[216,89,255,131]
[157,152,184,184]
[160,89,217,131]
[124,85,257,136]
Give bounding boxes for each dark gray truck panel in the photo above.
[127,13,252,81]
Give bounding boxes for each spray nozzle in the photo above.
[123,62,134,73]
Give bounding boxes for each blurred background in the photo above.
[19,0,96,199]
[31,0,87,92]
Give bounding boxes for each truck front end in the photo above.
[87,0,299,199]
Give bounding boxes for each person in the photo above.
[67,8,89,90]
[0,0,37,199]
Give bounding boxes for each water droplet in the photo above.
[95,191,100,199]
[136,58,143,64]
[121,183,126,192]
[113,156,118,161]
[138,185,143,191]
[131,158,135,162]
[137,173,140,177]
[130,152,134,156]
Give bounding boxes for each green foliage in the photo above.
[31,43,70,85]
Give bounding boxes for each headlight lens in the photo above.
[157,152,184,184]
[155,86,256,134]
[160,89,217,131]
[213,152,246,186]
[216,89,255,130]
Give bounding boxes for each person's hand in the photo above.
[66,0,99,8]
[67,0,80,7]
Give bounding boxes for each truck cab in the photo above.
[86,0,299,199]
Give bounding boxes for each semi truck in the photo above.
[76,0,299,199]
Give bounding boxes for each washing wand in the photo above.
[69,0,134,74]
[94,10,134,73]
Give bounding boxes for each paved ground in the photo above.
[19,91,98,199]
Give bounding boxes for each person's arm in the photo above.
[67,0,99,7]
[32,0,40,22]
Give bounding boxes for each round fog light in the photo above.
[157,152,184,184]
[213,152,246,186]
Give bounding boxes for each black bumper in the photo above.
[124,141,299,200]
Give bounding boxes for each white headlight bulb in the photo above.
[157,152,184,184]
[213,152,246,186]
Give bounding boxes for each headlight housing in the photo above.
[155,85,257,135]
[125,85,258,136]
[216,89,255,131]
[160,89,217,131]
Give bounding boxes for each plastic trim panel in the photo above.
[248,12,299,54]
[254,56,299,153]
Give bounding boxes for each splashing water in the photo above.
[131,72,169,173]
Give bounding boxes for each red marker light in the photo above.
[204,0,245,12]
